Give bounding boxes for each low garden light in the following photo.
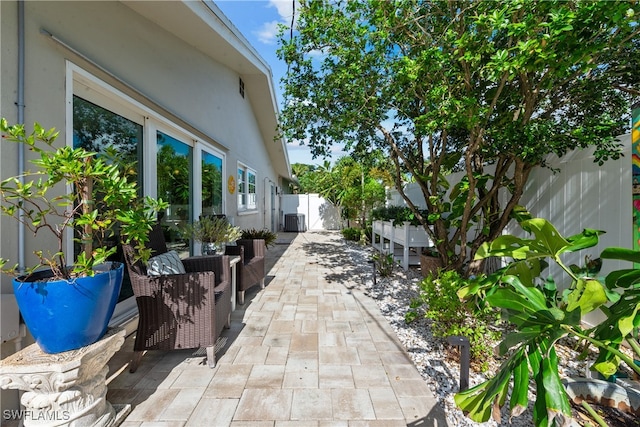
[447,335,470,391]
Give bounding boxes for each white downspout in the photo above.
[263,177,269,229]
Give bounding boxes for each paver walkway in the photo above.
[107,231,447,426]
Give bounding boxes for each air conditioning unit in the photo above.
[284,213,306,232]
[1,294,20,343]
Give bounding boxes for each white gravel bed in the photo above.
[342,240,589,427]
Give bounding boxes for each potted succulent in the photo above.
[0,119,166,354]
[240,227,278,249]
[183,216,242,255]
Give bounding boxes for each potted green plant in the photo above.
[455,217,640,426]
[183,216,242,255]
[240,227,277,249]
[0,119,166,354]
[419,247,442,277]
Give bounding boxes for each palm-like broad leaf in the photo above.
[457,217,640,426]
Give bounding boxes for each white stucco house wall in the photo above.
[0,0,291,412]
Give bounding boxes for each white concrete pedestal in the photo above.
[0,327,126,426]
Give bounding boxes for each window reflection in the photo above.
[238,168,246,207]
[202,151,223,216]
[157,131,192,256]
[248,170,256,209]
[72,96,142,302]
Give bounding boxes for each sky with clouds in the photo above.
[216,0,347,166]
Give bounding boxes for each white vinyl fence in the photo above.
[280,194,342,231]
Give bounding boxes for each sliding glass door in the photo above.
[201,150,224,217]
[71,66,226,316]
[156,131,193,257]
[72,95,143,302]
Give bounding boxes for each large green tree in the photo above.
[278,0,639,273]
[331,156,386,225]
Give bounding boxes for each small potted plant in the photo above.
[240,227,278,249]
[0,119,166,353]
[420,247,442,277]
[183,216,242,255]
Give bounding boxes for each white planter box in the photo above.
[371,220,433,270]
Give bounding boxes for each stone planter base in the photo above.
[112,404,132,427]
[420,254,442,278]
[0,327,126,426]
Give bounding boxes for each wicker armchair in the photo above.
[122,224,232,372]
[225,238,266,305]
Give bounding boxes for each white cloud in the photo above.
[287,140,309,150]
[255,20,281,45]
[286,137,347,167]
[255,0,301,45]
[269,0,296,21]
[330,145,347,155]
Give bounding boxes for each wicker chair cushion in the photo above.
[147,250,187,276]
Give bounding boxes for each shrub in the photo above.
[362,224,372,244]
[372,252,396,277]
[341,227,362,241]
[405,270,500,372]
[455,218,640,424]
[371,205,429,226]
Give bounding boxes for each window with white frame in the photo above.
[238,163,257,211]
[69,63,226,308]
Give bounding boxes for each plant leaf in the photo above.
[593,360,618,378]
[521,218,571,257]
[605,269,640,289]
[476,235,530,260]
[601,247,640,264]
[509,351,530,417]
[564,228,603,252]
[505,259,543,287]
[454,352,517,423]
[542,349,572,419]
[498,329,542,356]
[618,302,640,337]
[566,279,607,315]
[502,275,549,311]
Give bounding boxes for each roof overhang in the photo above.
[120,0,291,179]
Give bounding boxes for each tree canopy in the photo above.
[278,0,640,273]
[292,157,386,226]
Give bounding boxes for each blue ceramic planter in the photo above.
[12,262,123,353]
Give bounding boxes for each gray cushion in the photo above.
[147,250,186,276]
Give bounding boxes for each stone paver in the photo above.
[107,231,447,426]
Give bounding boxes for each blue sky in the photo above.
[216,0,347,166]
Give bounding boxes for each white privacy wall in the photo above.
[280,194,342,231]
[509,136,632,327]
[510,136,632,269]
